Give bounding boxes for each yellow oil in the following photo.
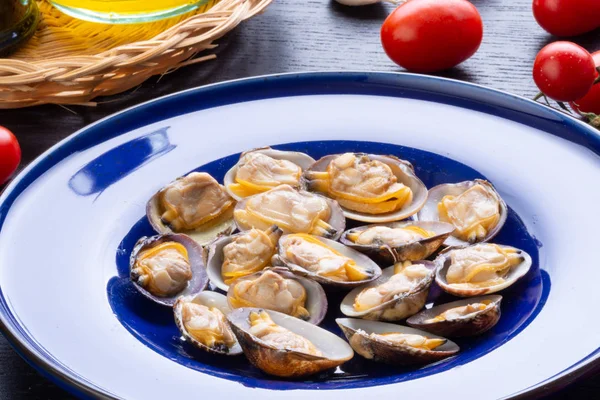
[51,0,199,14]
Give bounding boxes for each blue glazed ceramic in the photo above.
[0,72,598,399]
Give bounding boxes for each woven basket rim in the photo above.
[0,0,273,108]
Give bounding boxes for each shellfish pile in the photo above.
[129,147,532,378]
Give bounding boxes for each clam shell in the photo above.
[435,245,532,297]
[129,233,208,307]
[226,267,328,325]
[407,295,502,337]
[228,308,354,378]
[416,179,507,247]
[336,318,459,365]
[205,226,282,292]
[303,153,428,223]
[223,147,316,200]
[274,234,382,288]
[233,186,346,241]
[173,291,242,355]
[146,175,236,246]
[340,221,455,264]
[340,261,435,320]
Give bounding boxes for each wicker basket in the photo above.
[0,0,272,108]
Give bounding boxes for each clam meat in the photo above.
[174,292,242,355]
[157,172,234,231]
[229,270,309,318]
[233,184,345,239]
[132,241,192,297]
[221,225,282,285]
[446,244,522,288]
[227,268,327,324]
[224,148,315,199]
[147,172,236,245]
[130,233,208,306]
[435,243,532,296]
[353,262,432,312]
[341,261,435,320]
[346,225,435,247]
[304,153,428,222]
[341,221,454,263]
[276,233,380,286]
[426,302,491,323]
[248,310,322,356]
[336,318,458,365]
[363,332,446,351]
[407,295,502,337]
[418,180,507,246]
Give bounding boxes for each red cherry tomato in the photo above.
[533,0,600,37]
[0,126,21,185]
[570,51,600,114]
[532,42,596,102]
[381,0,483,73]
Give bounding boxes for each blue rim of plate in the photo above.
[0,72,599,399]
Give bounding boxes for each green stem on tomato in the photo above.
[556,101,572,114]
[533,92,544,101]
[581,112,600,128]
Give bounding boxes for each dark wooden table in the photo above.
[0,0,599,398]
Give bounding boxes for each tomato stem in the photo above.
[556,101,572,114]
[581,112,600,128]
[533,92,544,101]
[594,68,600,85]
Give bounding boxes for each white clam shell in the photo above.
[416,179,507,247]
[146,174,236,246]
[434,244,532,297]
[228,308,354,377]
[173,291,243,355]
[336,318,459,365]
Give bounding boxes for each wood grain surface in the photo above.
[0,0,599,398]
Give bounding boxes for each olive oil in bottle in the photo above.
[0,0,39,56]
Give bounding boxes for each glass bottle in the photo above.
[48,0,210,24]
[0,0,39,57]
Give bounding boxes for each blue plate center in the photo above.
[107,140,547,390]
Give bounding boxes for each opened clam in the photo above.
[223,147,315,200]
[206,225,283,291]
[174,291,242,355]
[340,261,435,320]
[147,172,236,245]
[417,179,507,247]
[233,184,345,240]
[226,267,327,325]
[228,308,354,378]
[341,221,455,263]
[303,153,428,222]
[130,233,208,306]
[407,295,502,337]
[336,318,458,365]
[274,233,381,288]
[435,243,532,297]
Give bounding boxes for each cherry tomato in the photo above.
[381,0,483,73]
[532,42,596,102]
[570,51,600,114]
[0,126,21,185]
[533,0,600,37]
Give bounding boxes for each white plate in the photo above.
[0,72,598,399]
